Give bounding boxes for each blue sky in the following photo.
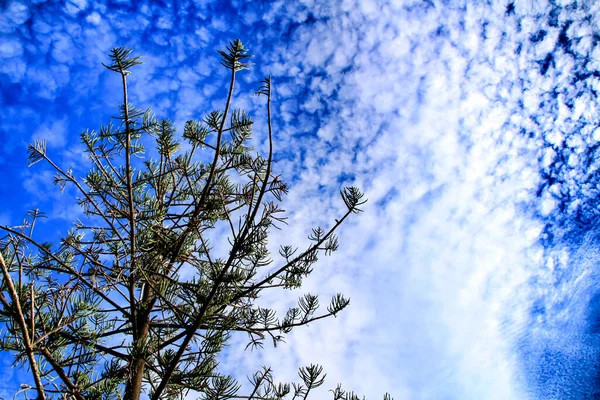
[2,0,600,398]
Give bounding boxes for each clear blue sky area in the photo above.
[2,0,600,399]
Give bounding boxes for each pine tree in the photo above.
[0,40,390,400]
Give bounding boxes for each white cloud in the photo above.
[0,58,26,81]
[211,17,227,31]
[32,119,68,149]
[156,15,173,30]
[86,11,101,25]
[0,38,23,58]
[50,33,75,64]
[5,1,30,25]
[194,26,212,43]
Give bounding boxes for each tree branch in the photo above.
[0,252,46,400]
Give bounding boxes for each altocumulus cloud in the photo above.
[2,0,600,399]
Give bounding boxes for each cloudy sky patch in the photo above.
[2,0,600,399]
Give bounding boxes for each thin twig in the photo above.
[0,252,46,400]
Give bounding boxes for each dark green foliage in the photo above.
[0,40,392,400]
